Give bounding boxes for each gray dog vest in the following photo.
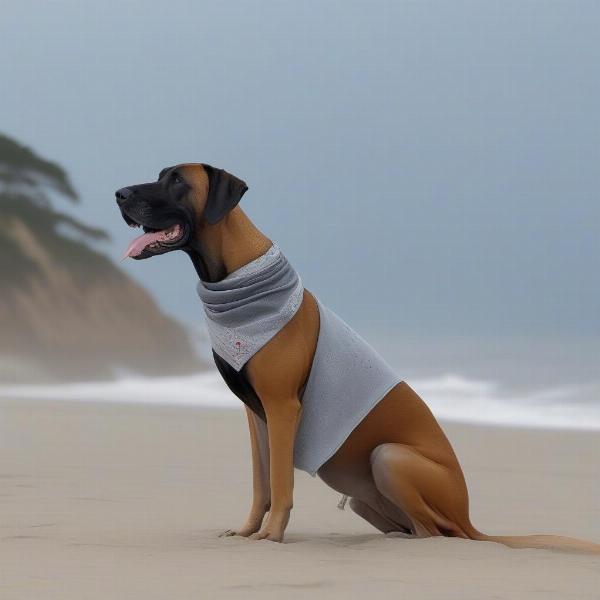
[196,242,403,476]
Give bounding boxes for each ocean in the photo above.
[1,369,599,431]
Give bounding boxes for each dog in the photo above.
[116,163,600,552]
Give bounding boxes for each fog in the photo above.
[1,1,598,345]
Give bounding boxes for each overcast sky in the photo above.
[1,0,598,344]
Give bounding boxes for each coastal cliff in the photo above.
[0,133,206,382]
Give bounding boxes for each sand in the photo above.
[1,399,599,599]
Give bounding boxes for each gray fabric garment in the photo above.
[293,298,403,474]
[197,242,403,476]
[197,242,304,371]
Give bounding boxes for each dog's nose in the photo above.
[115,187,133,205]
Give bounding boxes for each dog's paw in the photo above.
[219,526,259,538]
[248,530,284,543]
[218,529,239,538]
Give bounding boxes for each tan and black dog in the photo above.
[116,163,599,553]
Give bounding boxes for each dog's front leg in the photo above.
[249,394,300,542]
[220,407,270,538]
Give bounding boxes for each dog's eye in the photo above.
[173,174,183,184]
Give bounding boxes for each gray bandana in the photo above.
[196,243,303,371]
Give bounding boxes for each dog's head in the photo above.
[116,163,248,260]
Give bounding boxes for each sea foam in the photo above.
[1,371,599,431]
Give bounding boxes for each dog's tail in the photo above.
[414,505,600,554]
[472,531,600,554]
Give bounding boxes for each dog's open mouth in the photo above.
[122,218,185,259]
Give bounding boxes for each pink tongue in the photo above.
[122,224,181,259]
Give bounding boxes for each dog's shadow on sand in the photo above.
[206,530,413,549]
[285,532,385,546]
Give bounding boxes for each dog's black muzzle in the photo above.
[115,181,193,258]
[115,187,133,205]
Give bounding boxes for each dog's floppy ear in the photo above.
[201,163,249,225]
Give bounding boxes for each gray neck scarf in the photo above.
[196,243,304,371]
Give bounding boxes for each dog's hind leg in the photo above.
[370,443,479,539]
[348,497,413,535]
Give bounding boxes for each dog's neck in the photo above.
[185,207,272,282]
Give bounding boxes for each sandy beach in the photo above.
[1,398,599,599]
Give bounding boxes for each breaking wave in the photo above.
[1,371,599,430]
